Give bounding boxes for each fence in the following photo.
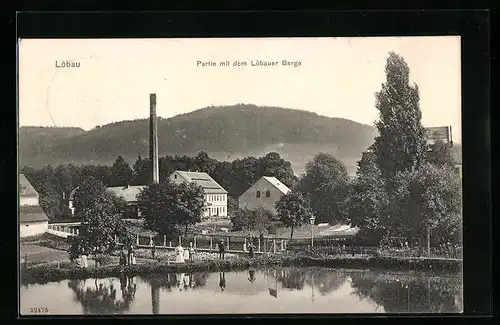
[116,233,289,254]
[47,224,79,238]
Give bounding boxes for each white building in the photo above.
[169,171,228,219]
[238,176,291,215]
[19,174,49,238]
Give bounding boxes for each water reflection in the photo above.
[25,267,462,314]
[67,275,137,315]
[248,269,256,284]
[219,272,226,291]
[350,272,463,313]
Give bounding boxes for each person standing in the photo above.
[219,240,225,260]
[248,242,254,258]
[128,245,136,266]
[189,242,195,262]
[120,248,127,267]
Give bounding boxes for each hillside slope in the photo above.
[19,104,378,175]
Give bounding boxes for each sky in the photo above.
[18,37,462,143]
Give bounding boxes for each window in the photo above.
[256,191,261,198]
[266,190,270,198]
[174,175,177,179]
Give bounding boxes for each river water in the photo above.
[20,267,462,315]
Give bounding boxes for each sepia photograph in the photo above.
[18,37,463,315]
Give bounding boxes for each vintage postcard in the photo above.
[18,37,462,315]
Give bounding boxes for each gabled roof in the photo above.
[107,185,146,203]
[19,205,49,222]
[262,176,291,195]
[19,174,38,197]
[172,171,228,194]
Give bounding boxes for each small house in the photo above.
[107,185,147,219]
[68,184,146,219]
[19,174,49,238]
[238,176,291,215]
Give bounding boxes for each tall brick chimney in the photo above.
[149,93,159,183]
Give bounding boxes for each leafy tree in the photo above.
[79,165,112,186]
[176,181,205,234]
[194,151,217,175]
[276,190,314,240]
[228,157,261,197]
[389,163,462,248]
[73,177,127,256]
[343,149,389,243]
[427,139,454,168]
[252,207,273,235]
[258,152,298,189]
[159,157,174,182]
[38,183,62,220]
[67,235,85,261]
[231,207,272,234]
[110,156,133,186]
[231,208,254,232]
[373,52,428,184]
[53,164,76,198]
[137,182,179,238]
[137,179,205,237]
[131,156,151,185]
[226,196,238,217]
[297,153,350,224]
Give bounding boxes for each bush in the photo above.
[67,236,83,261]
[94,254,113,266]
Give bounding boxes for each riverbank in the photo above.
[20,252,462,285]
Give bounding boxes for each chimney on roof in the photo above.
[150,93,159,183]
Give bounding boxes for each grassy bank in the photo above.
[20,251,461,285]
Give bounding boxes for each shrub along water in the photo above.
[20,251,461,285]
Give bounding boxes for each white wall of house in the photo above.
[20,221,48,238]
[20,196,39,206]
[169,171,184,186]
[203,193,228,218]
[238,178,286,215]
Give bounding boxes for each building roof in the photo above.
[68,186,79,201]
[107,185,146,203]
[262,176,291,195]
[173,171,228,194]
[19,205,49,223]
[19,174,39,197]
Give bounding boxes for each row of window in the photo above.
[205,206,226,214]
[256,190,271,198]
[206,194,226,202]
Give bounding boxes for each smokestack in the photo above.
[149,93,159,183]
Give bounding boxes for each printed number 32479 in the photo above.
[29,307,48,313]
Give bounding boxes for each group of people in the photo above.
[119,245,136,267]
[174,242,196,263]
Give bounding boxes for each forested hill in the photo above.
[19,104,378,175]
